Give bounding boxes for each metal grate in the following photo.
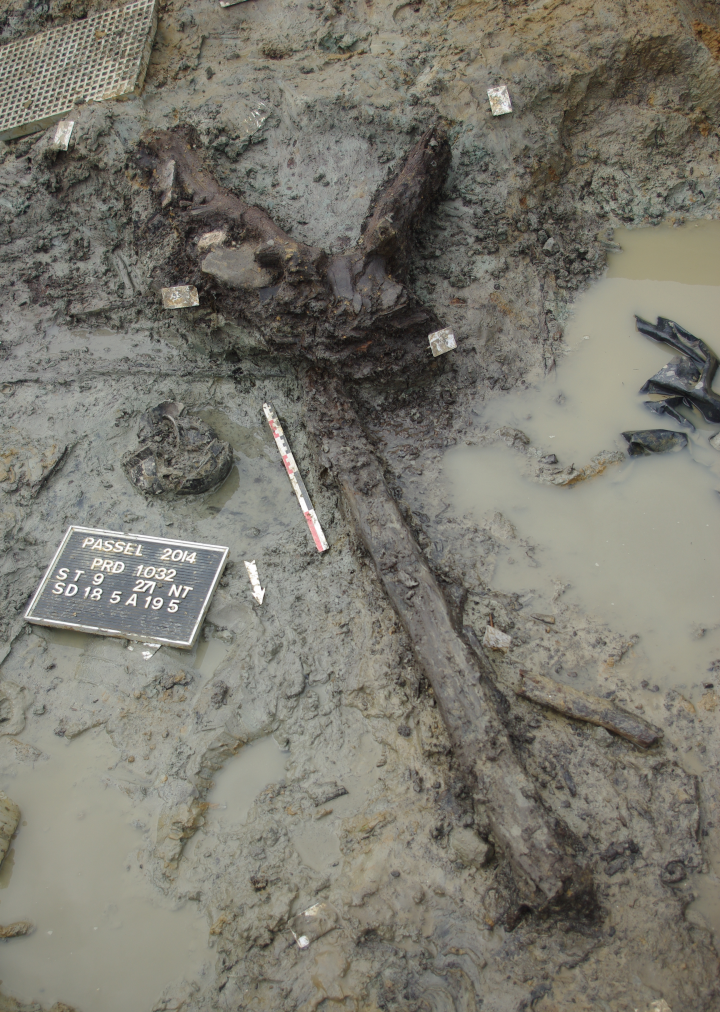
[0,0,157,141]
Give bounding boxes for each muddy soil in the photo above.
[1,0,720,1009]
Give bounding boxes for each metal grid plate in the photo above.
[0,0,157,141]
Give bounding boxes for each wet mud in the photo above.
[1,0,720,1009]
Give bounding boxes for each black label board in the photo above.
[25,526,229,648]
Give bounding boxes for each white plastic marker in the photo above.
[263,403,328,552]
[244,560,265,604]
[161,285,199,309]
[428,327,456,357]
[487,84,512,116]
[52,119,74,150]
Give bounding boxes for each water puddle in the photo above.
[290,731,384,873]
[204,735,288,828]
[687,872,720,948]
[196,410,275,460]
[42,628,92,652]
[41,624,229,682]
[0,726,208,1011]
[166,408,300,538]
[205,463,241,511]
[444,220,720,690]
[606,218,720,286]
[192,635,230,678]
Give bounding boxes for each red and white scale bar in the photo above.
[263,403,328,553]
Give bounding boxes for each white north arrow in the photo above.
[244,560,265,604]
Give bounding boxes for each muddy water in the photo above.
[445,220,720,690]
[177,737,288,896]
[204,735,288,827]
[187,729,383,875]
[290,730,384,874]
[0,727,208,1011]
[167,406,301,539]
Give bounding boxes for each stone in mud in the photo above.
[155,801,206,872]
[0,791,19,869]
[0,429,69,503]
[62,716,108,740]
[621,429,688,455]
[0,681,28,736]
[122,401,233,496]
[540,449,625,485]
[449,827,494,869]
[307,780,348,806]
[197,229,227,253]
[484,510,516,540]
[201,245,273,290]
[529,435,626,487]
[483,625,512,653]
[0,921,32,938]
[210,681,230,707]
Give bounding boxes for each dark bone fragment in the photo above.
[306,383,592,912]
[515,671,663,748]
[122,401,233,495]
[636,316,720,422]
[139,126,593,910]
[641,357,702,401]
[643,396,696,431]
[621,429,688,456]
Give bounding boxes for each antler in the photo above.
[134,122,596,914]
[138,123,450,380]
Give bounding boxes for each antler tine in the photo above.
[361,123,451,269]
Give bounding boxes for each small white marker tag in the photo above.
[161,285,199,309]
[487,85,512,116]
[126,642,161,659]
[244,560,265,604]
[52,119,74,150]
[428,327,457,357]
